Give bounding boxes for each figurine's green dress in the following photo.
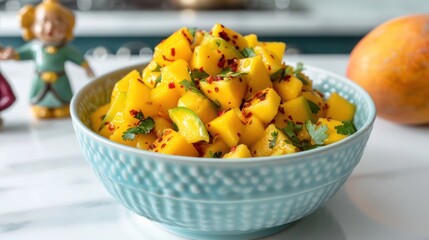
[16,41,86,108]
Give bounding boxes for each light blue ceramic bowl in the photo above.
[71,63,376,240]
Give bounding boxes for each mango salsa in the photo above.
[90,23,358,158]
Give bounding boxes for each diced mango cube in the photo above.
[190,45,222,76]
[250,124,298,157]
[111,70,139,101]
[239,115,266,147]
[244,34,258,47]
[325,93,356,121]
[258,42,286,60]
[124,77,158,118]
[237,56,273,98]
[153,116,173,138]
[177,91,218,124]
[153,27,193,67]
[274,96,313,128]
[223,144,252,158]
[316,118,347,145]
[90,103,111,138]
[301,90,325,120]
[150,83,181,116]
[206,109,244,147]
[161,59,191,96]
[254,46,282,74]
[273,75,303,102]
[151,129,199,157]
[242,88,281,124]
[211,23,248,51]
[199,76,247,111]
[200,136,230,158]
[141,60,161,88]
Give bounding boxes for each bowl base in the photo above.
[159,221,297,240]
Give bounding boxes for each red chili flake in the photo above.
[162,55,174,62]
[108,123,115,131]
[232,40,237,45]
[220,24,225,28]
[207,123,211,128]
[229,59,238,72]
[149,144,155,150]
[217,54,226,68]
[129,109,139,116]
[296,121,303,125]
[137,78,144,84]
[207,56,210,59]
[249,87,253,93]
[239,78,243,82]
[237,132,241,137]
[213,76,223,81]
[161,143,166,149]
[218,31,230,41]
[270,54,275,59]
[253,150,257,155]
[283,75,291,82]
[218,111,225,116]
[207,90,212,94]
[235,46,239,50]
[246,111,253,118]
[287,115,293,120]
[228,101,231,104]
[154,150,159,152]
[231,146,237,152]
[214,87,219,92]
[209,30,212,34]
[145,142,148,145]
[324,103,329,110]
[170,48,176,57]
[233,35,238,39]
[181,30,192,44]
[278,106,285,114]
[167,136,172,141]
[206,75,213,84]
[268,65,272,71]
[168,82,175,89]
[199,67,204,72]
[249,120,253,124]
[216,49,221,54]
[258,92,267,101]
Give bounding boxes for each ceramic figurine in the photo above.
[0,70,16,127]
[0,0,94,119]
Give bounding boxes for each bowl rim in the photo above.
[70,62,376,165]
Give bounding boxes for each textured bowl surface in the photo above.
[71,63,376,240]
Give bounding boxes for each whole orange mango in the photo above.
[347,14,429,124]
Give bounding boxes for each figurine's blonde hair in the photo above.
[19,0,75,41]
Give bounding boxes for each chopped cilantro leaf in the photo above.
[209,150,222,158]
[294,62,305,74]
[179,79,197,91]
[269,131,278,149]
[122,114,155,141]
[335,120,357,135]
[218,68,247,78]
[152,64,162,72]
[307,100,320,114]
[270,68,285,82]
[190,69,209,81]
[154,75,162,87]
[305,120,328,145]
[240,47,256,58]
[188,28,197,38]
[281,121,302,147]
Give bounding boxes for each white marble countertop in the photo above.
[1,0,428,37]
[1,55,429,240]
